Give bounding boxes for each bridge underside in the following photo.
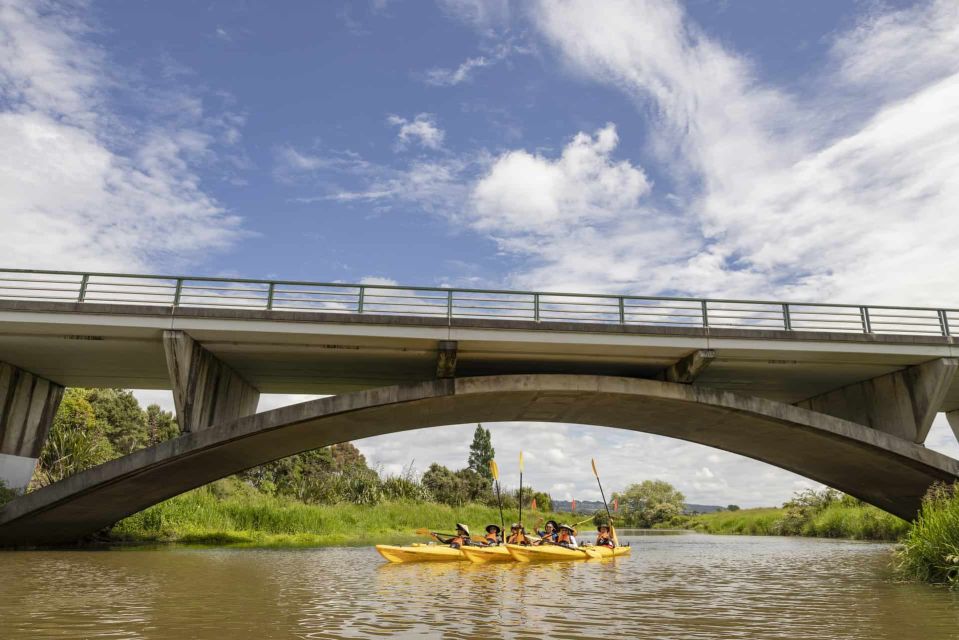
[1,374,958,546]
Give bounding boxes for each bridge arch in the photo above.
[2,374,958,545]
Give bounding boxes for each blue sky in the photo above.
[4,0,959,505]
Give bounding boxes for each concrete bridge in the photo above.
[1,269,959,545]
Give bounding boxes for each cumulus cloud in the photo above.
[472,124,650,233]
[0,0,243,272]
[387,113,446,150]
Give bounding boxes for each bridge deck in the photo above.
[1,299,957,410]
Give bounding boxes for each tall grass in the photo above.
[108,478,570,547]
[684,503,908,541]
[896,484,959,585]
[684,508,784,536]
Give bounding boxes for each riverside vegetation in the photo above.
[3,387,959,586]
[678,488,911,541]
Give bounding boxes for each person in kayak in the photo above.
[534,520,559,545]
[506,522,530,545]
[556,524,578,548]
[595,523,614,548]
[433,523,473,548]
[483,524,502,546]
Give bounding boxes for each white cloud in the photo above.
[387,113,446,150]
[0,0,243,272]
[421,40,527,86]
[472,124,651,234]
[359,276,399,286]
[423,55,493,86]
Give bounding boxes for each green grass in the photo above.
[108,479,572,548]
[684,508,785,536]
[683,503,909,541]
[896,485,959,585]
[803,502,910,541]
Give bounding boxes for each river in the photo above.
[1,532,957,639]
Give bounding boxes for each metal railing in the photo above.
[0,268,955,337]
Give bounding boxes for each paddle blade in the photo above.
[519,450,524,473]
[591,458,598,477]
[414,528,431,536]
[583,547,601,559]
[490,459,499,481]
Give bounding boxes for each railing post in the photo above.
[701,300,709,328]
[357,287,365,314]
[534,294,540,322]
[173,279,183,307]
[860,306,872,333]
[939,310,951,337]
[446,289,453,321]
[266,283,275,310]
[782,303,792,331]
[618,297,626,325]
[77,274,89,303]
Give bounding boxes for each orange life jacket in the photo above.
[557,530,573,545]
[450,535,467,548]
[507,532,527,545]
[485,532,499,544]
[596,532,614,547]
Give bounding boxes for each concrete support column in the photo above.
[163,331,260,433]
[946,411,959,444]
[0,363,64,492]
[659,349,716,384]
[796,357,958,444]
[436,340,458,379]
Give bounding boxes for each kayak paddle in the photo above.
[591,458,619,548]
[490,459,506,540]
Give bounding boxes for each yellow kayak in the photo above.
[460,545,513,564]
[505,543,631,562]
[375,543,466,563]
[588,545,631,559]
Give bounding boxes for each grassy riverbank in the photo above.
[682,502,910,541]
[896,484,959,585]
[108,479,570,547]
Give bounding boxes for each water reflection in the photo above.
[1,534,958,639]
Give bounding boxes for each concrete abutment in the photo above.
[0,362,64,492]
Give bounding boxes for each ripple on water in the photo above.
[2,535,959,639]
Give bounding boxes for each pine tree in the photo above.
[467,424,495,481]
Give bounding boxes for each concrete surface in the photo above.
[163,331,259,433]
[0,363,63,491]
[2,299,959,411]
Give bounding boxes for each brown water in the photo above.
[1,533,957,639]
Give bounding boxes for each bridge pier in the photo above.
[0,363,63,492]
[163,331,260,433]
[796,357,958,444]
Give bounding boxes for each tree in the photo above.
[331,442,367,470]
[467,424,494,481]
[726,504,741,511]
[145,404,179,445]
[36,389,114,486]
[422,463,465,506]
[86,389,150,454]
[613,480,686,528]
